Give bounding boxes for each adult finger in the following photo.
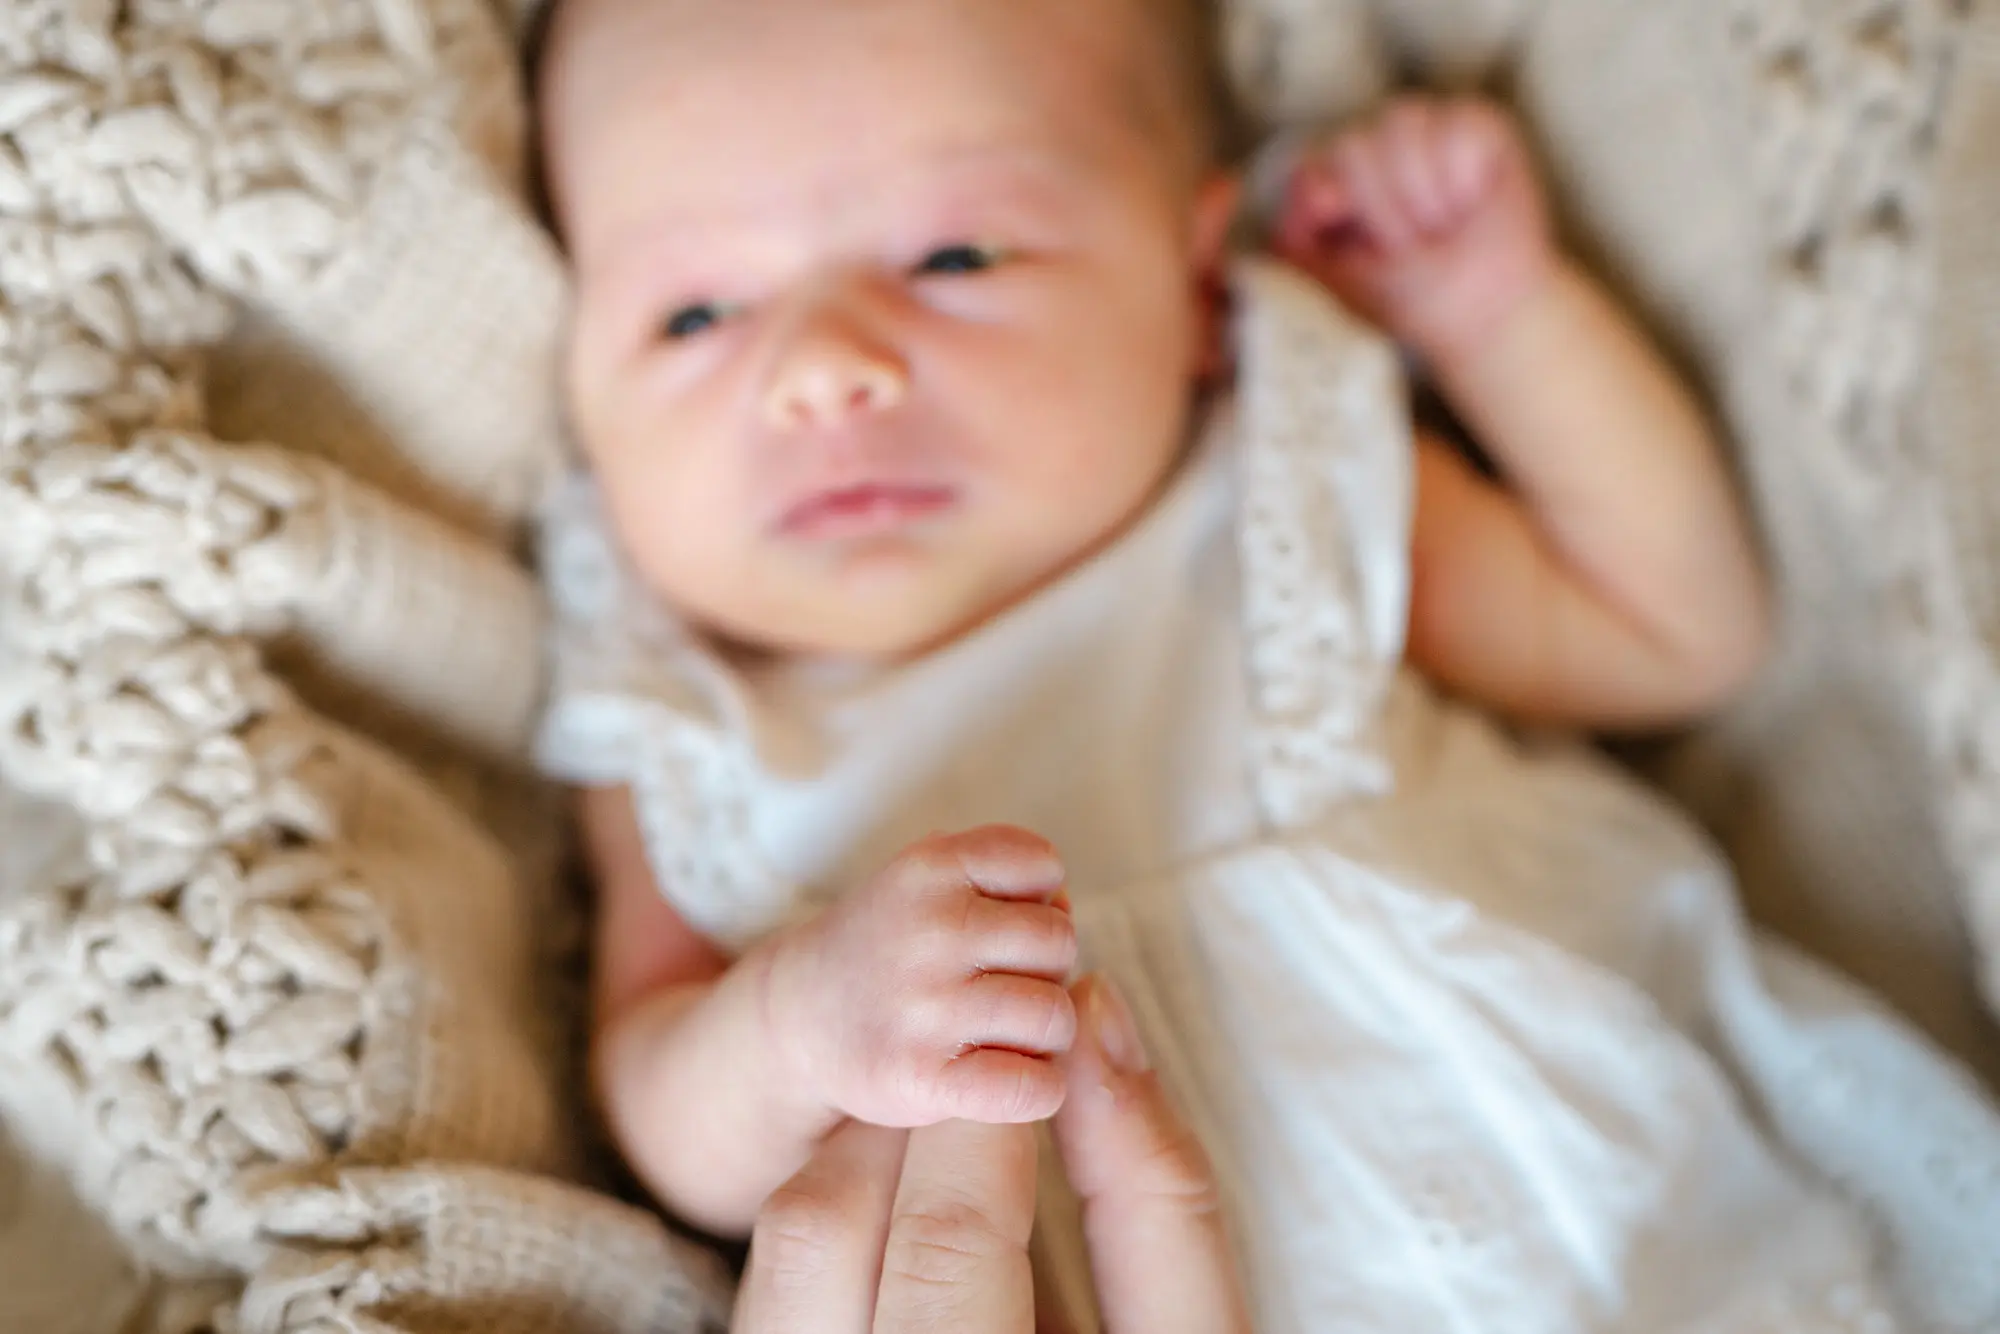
[1053,977,1251,1333]
[874,1119,1040,1334]
[735,1120,909,1334]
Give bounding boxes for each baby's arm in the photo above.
[582,787,1078,1236]
[1277,99,1769,729]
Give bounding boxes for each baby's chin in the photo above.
[683,560,1020,666]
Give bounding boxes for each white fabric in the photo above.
[1223,0,2000,1083]
[538,261,2000,1333]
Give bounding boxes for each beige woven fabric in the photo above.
[1930,2,2000,1054]
[4,0,2000,1329]
[0,0,728,1329]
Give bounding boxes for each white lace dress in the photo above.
[538,261,2000,1334]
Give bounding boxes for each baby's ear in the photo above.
[1191,173,1242,276]
[1188,174,1241,383]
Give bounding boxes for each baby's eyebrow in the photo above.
[576,214,779,331]
[587,150,1079,295]
[580,143,1088,332]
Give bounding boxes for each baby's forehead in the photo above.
[536,0,1201,244]
[538,0,1180,121]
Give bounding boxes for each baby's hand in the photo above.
[1276,96,1556,362]
[765,826,1079,1128]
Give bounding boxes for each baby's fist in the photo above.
[1277,97,1555,360]
[768,826,1079,1128]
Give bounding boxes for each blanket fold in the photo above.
[0,0,729,1327]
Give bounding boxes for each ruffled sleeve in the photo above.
[534,472,798,951]
[535,469,720,787]
[1229,258,1413,829]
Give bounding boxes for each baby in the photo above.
[529,0,1999,1327]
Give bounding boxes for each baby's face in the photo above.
[543,0,1228,659]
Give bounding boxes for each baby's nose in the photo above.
[761,315,909,430]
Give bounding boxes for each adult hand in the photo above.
[732,976,1250,1332]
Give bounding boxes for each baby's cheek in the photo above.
[609,452,740,595]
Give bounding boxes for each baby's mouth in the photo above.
[777,482,959,542]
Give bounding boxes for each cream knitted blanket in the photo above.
[0,0,729,1328]
[2,0,1997,1329]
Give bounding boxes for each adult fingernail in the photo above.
[1086,977,1150,1075]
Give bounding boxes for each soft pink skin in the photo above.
[585,815,1087,1237]
[559,5,1770,1244]
[1273,95,1769,728]
[761,826,1081,1129]
[542,0,1234,663]
[544,0,1240,1240]
[1275,96,1556,365]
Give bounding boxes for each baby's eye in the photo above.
[660,302,728,341]
[912,243,1007,277]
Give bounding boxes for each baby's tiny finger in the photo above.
[1440,103,1505,209]
[1276,181,1361,276]
[1381,102,1450,234]
[1334,135,1413,252]
[1285,152,1353,230]
[937,1047,1067,1124]
[960,972,1078,1056]
[922,826,1067,903]
[966,897,1077,981]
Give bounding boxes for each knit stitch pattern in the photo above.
[0,0,728,1329]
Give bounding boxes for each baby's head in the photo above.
[536,0,1236,659]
